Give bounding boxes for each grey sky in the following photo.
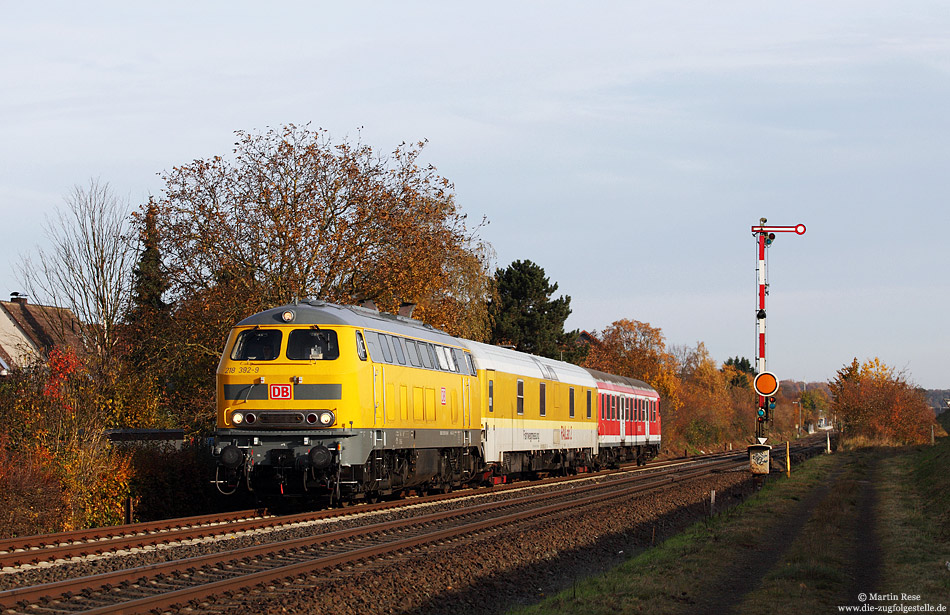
[2,2,948,388]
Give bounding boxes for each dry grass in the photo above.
[875,441,950,601]
[512,453,838,615]
[512,439,950,615]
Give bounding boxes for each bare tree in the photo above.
[18,178,135,368]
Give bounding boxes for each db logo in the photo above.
[269,384,293,400]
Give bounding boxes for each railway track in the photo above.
[0,450,736,571]
[0,441,825,614]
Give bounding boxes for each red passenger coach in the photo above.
[587,369,661,466]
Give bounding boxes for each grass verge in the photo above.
[511,438,950,615]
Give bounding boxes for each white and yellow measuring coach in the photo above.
[461,339,598,479]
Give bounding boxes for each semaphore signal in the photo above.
[751,218,805,443]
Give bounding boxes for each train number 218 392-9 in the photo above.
[223,366,260,375]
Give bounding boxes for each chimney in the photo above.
[9,292,27,305]
[398,302,416,318]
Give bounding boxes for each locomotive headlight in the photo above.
[281,309,295,322]
[232,412,244,425]
[319,411,334,425]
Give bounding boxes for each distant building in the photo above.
[0,293,85,374]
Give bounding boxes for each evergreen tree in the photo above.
[724,356,754,388]
[125,201,171,372]
[129,201,169,318]
[488,260,576,360]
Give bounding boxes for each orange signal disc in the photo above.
[753,372,779,396]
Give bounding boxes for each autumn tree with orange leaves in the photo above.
[830,357,934,445]
[138,125,492,432]
[583,319,682,424]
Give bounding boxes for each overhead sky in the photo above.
[2,2,948,389]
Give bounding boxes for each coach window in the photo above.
[539,382,546,417]
[600,393,605,420]
[231,329,282,361]
[517,379,524,415]
[569,387,575,418]
[612,395,617,420]
[586,390,592,419]
[355,331,367,361]
[488,380,494,413]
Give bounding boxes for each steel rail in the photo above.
[0,451,744,569]
[0,457,745,613]
[0,509,267,557]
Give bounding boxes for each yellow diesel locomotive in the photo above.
[213,300,658,504]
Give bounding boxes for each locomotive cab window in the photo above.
[286,329,339,361]
[356,331,367,361]
[231,329,282,361]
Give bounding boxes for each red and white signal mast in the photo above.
[752,218,805,442]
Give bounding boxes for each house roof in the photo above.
[0,297,85,366]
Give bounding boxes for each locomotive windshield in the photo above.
[230,329,282,361]
[287,329,339,361]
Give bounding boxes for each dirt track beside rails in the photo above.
[179,469,755,615]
